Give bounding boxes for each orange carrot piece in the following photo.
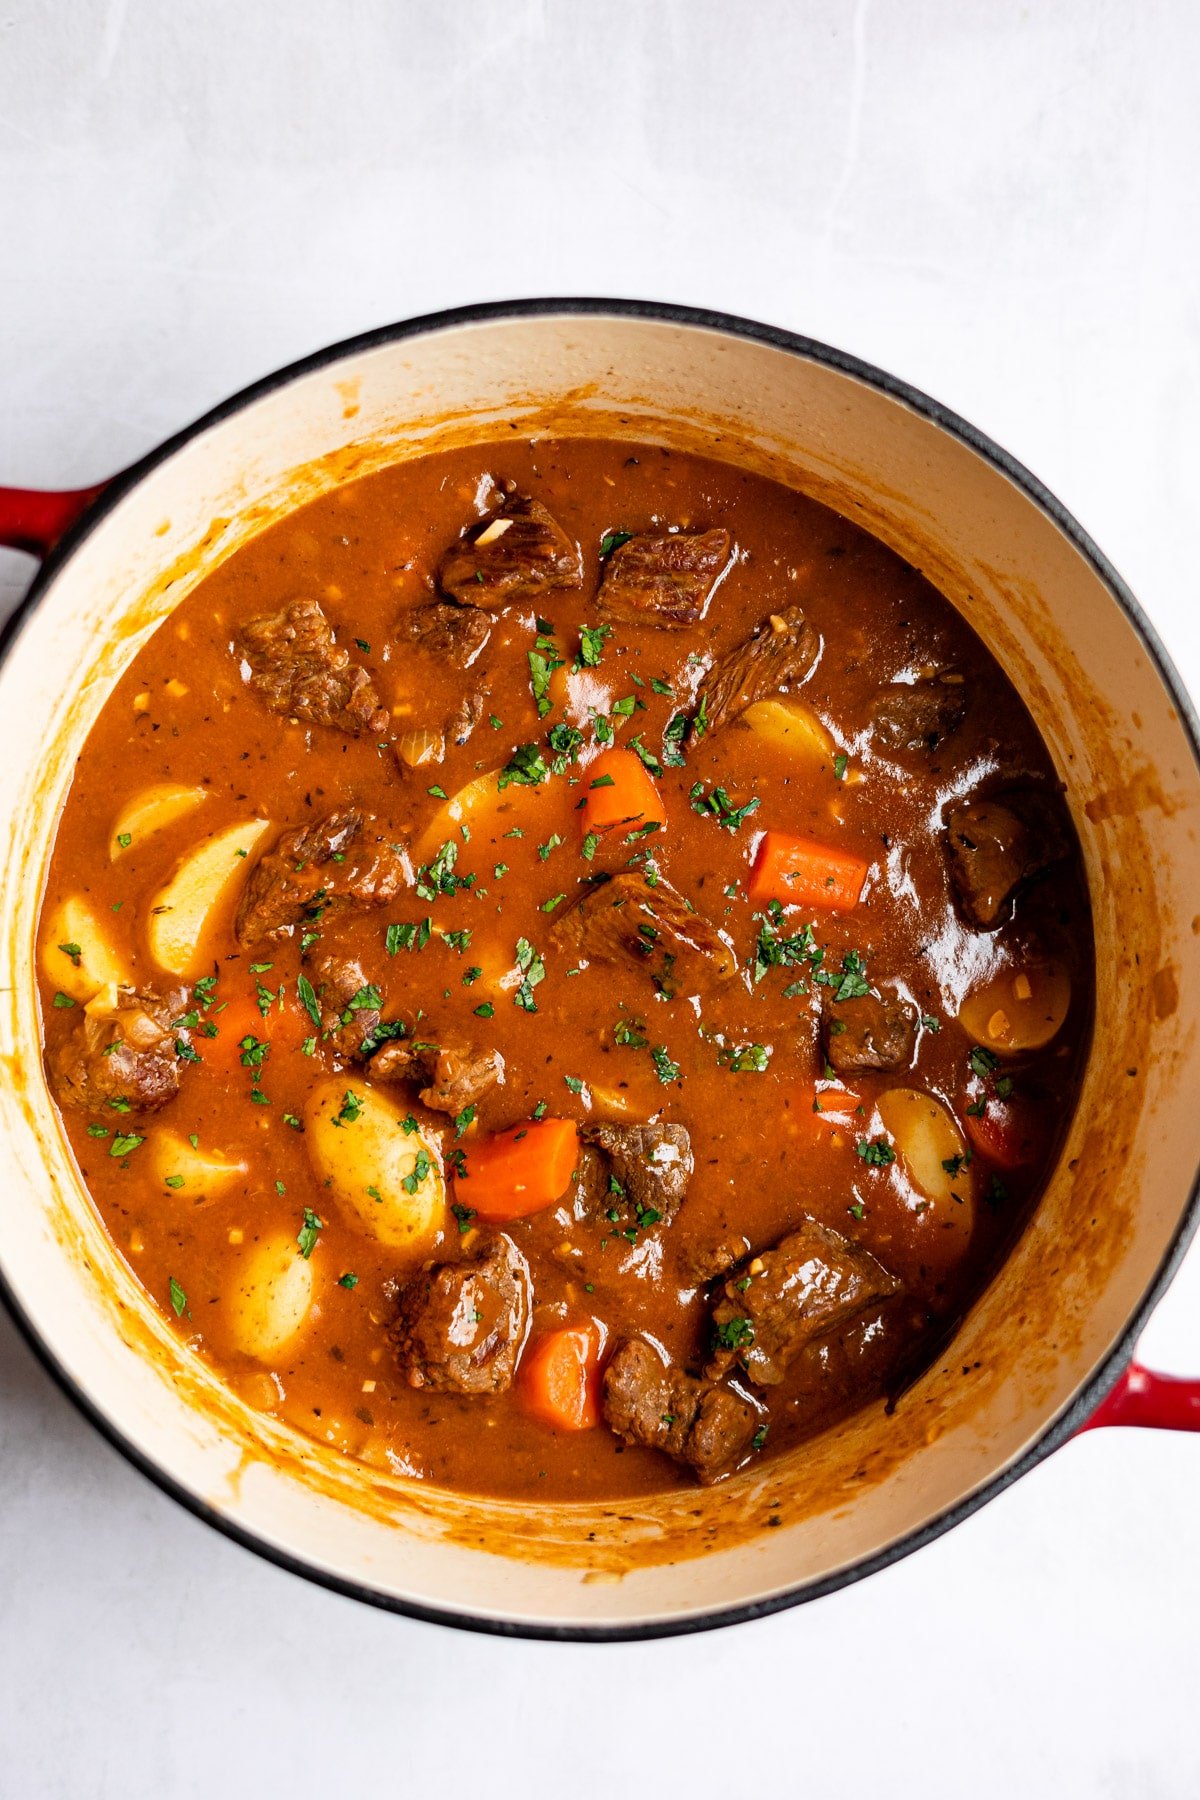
[580,748,667,838]
[748,829,868,910]
[522,1323,603,1431]
[458,1117,580,1221]
[805,1083,862,1121]
[204,987,307,1076]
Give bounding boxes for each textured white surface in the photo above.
[1,2,1199,1794]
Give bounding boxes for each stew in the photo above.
[37,437,1093,1499]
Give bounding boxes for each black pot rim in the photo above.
[2,295,1198,1643]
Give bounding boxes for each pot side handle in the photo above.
[0,484,109,559]
[1080,1362,1200,1433]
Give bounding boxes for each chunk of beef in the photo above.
[579,1120,693,1227]
[602,1337,760,1485]
[391,1233,531,1394]
[694,604,820,734]
[598,528,731,629]
[49,985,192,1115]
[308,952,380,1058]
[438,495,583,608]
[236,598,388,735]
[236,810,406,944]
[943,790,1067,929]
[687,1234,751,1284]
[550,871,736,987]
[707,1218,902,1387]
[396,600,491,668]
[871,675,966,751]
[822,988,916,1074]
[370,1037,504,1116]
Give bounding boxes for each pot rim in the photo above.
[2,295,1198,1642]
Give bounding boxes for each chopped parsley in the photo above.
[689,780,760,832]
[855,1137,896,1167]
[498,743,549,790]
[651,1044,681,1085]
[168,1276,188,1318]
[714,1316,755,1352]
[598,530,633,559]
[297,1207,323,1258]
[513,937,545,1012]
[297,973,322,1029]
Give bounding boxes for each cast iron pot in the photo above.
[1,300,1199,1639]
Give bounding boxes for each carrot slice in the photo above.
[522,1323,603,1431]
[801,1083,862,1122]
[748,829,868,910]
[458,1117,580,1221]
[580,748,667,838]
[203,986,308,1076]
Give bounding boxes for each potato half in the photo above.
[40,894,129,1003]
[146,818,272,977]
[303,1078,446,1257]
[110,782,208,860]
[227,1231,316,1361]
[959,960,1071,1055]
[876,1086,975,1231]
[150,1130,248,1202]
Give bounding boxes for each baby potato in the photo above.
[110,781,208,860]
[303,1077,446,1257]
[876,1087,975,1229]
[150,1130,248,1201]
[959,960,1071,1055]
[40,894,129,1003]
[415,770,504,862]
[228,1230,315,1361]
[740,697,846,772]
[146,817,272,977]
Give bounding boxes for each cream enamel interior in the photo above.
[1,310,1198,1634]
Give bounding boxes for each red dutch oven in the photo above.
[0,301,1197,1638]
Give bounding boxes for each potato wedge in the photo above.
[147,818,271,977]
[227,1231,315,1360]
[40,894,129,1003]
[959,960,1070,1055]
[304,1077,446,1257]
[741,697,839,770]
[110,782,208,860]
[150,1130,248,1201]
[876,1087,974,1228]
[415,769,552,864]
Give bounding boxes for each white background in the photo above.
[2,3,1199,1794]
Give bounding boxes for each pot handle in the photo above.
[1079,1361,1200,1433]
[0,483,109,559]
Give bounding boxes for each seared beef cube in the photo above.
[396,600,491,668]
[579,1120,693,1226]
[602,1337,760,1485]
[50,985,192,1114]
[687,1234,751,1283]
[944,790,1066,929]
[708,1219,902,1387]
[550,871,736,987]
[822,988,916,1074]
[370,1038,504,1116]
[871,675,966,751]
[236,598,388,736]
[598,528,731,629]
[236,810,406,944]
[695,604,820,734]
[438,495,583,608]
[392,1233,531,1394]
[309,952,379,1057]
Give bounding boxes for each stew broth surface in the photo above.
[37,439,1093,1500]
